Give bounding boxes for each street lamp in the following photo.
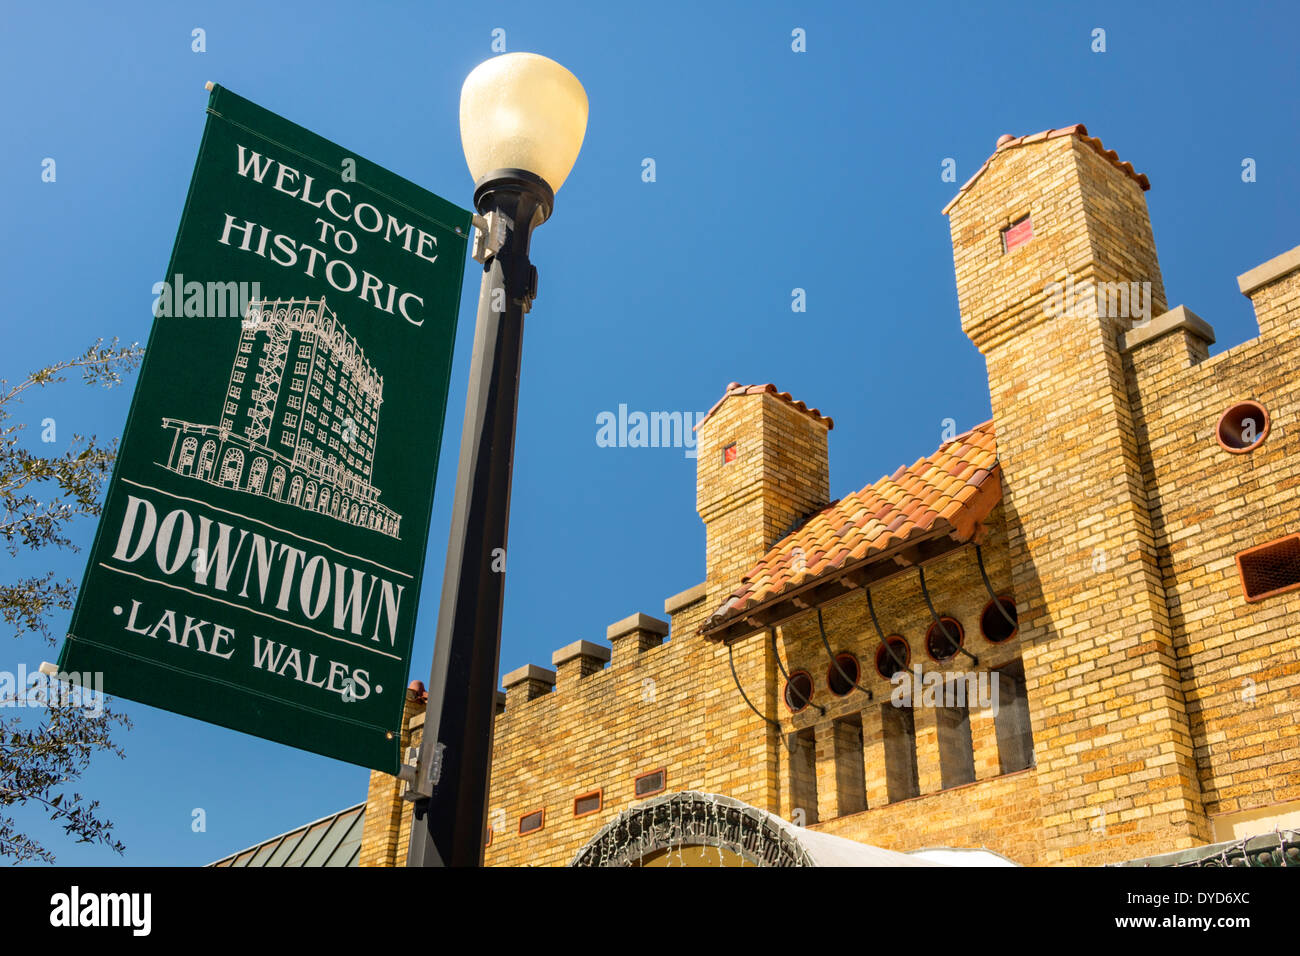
[406,53,587,867]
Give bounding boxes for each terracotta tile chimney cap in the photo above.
[695,382,834,432]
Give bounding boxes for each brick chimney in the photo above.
[695,383,832,606]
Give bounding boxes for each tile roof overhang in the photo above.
[942,125,1150,216]
[700,421,1000,644]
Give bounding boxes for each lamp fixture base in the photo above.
[473,168,555,224]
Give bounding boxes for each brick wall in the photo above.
[1124,252,1300,825]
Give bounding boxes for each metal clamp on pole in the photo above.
[400,741,444,799]
[471,211,508,263]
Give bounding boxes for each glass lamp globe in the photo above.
[459,52,588,194]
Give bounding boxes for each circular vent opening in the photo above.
[926,617,965,661]
[1217,401,1269,453]
[827,653,860,696]
[980,597,1018,643]
[875,637,910,679]
[783,671,814,713]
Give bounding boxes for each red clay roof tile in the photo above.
[701,420,1000,634]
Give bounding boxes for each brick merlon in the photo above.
[1121,305,1215,352]
[551,640,611,667]
[1238,244,1300,297]
[501,663,556,689]
[606,612,670,641]
[664,582,707,616]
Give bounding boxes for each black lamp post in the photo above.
[405,53,587,867]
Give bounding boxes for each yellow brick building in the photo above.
[354,125,1300,867]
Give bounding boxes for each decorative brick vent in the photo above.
[783,670,814,712]
[634,768,667,798]
[826,653,860,696]
[1216,400,1270,453]
[926,617,965,661]
[980,596,1018,643]
[519,809,544,835]
[1237,534,1300,602]
[875,636,910,679]
[574,790,602,817]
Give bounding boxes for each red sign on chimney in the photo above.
[723,442,738,464]
[1002,215,1033,253]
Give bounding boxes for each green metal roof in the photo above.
[208,803,365,867]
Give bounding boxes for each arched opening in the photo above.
[248,458,268,494]
[178,437,197,474]
[218,448,244,487]
[198,441,217,481]
[570,792,814,868]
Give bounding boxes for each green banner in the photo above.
[57,85,471,772]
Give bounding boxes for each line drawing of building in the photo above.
[160,297,401,539]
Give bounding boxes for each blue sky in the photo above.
[2,0,1296,865]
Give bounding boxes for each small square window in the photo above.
[518,809,544,835]
[634,768,666,797]
[723,443,738,465]
[1002,214,1033,253]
